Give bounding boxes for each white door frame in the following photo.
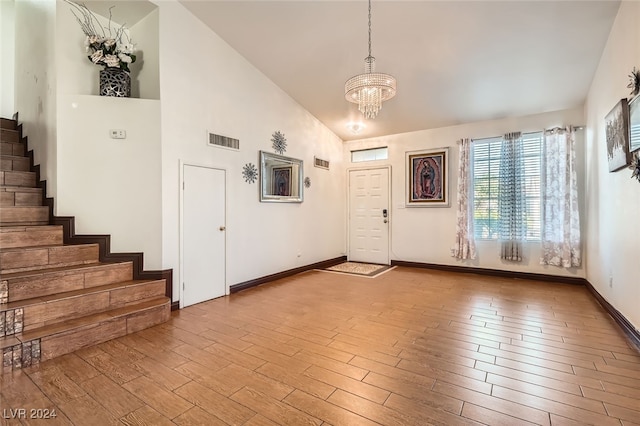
[179,160,228,309]
[347,165,392,265]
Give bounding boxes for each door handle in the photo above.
[384,219,388,223]
[219,226,226,231]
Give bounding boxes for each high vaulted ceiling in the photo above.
[180,0,620,141]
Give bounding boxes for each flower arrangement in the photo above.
[65,0,136,72]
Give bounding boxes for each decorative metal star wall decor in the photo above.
[242,163,258,183]
[304,177,311,188]
[271,131,287,154]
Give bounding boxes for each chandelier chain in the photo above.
[368,0,372,59]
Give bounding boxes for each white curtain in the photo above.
[540,127,581,267]
[451,138,476,259]
[498,132,526,261]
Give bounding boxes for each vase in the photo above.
[99,68,131,97]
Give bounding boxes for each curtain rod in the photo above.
[468,125,585,143]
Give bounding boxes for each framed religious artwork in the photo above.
[406,147,449,207]
[605,98,631,172]
[271,166,292,197]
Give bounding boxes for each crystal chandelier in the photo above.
[345,0,397,119]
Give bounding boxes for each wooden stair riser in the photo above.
[0,156,30,172]
[14,280,166,332]
[0,244,99,274]
[0,225,63,249]
[0,170,36,187]
[0,142,25,157]
[0,119,17,130]
[1,187,43,206]
[3,262,133,302]
[0,129,19,144]
[0,206,49,226]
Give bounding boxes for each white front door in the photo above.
[348,167,390,265]
[182,165,226,307]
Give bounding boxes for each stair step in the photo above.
[23,297,170,362]
[0,170,36,187]
[0,206,49,226]
[0,243,99,274]
[0,155,30,172]
[0,119,17,130]
[0,187,43,207]
[0,142,25,157]
[2,279,166,332]
[1,261,134,302]
[0,225,62,249]
[0,129,19,143]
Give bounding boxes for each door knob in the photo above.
[219,226,226,231]
[384,219,388,224]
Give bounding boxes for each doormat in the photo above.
[320,262,395,278]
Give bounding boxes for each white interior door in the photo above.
[182,165,226,307]
[348,167,390,265]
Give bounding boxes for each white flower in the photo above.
[118,53,132,64]
[103,38,116,48]
[90,50,104,64]
[118,43,134,54]
[88,35,102,45]
[103,54,120,67]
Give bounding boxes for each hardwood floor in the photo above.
[2,267,639,425]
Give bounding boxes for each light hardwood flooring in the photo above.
[2,267,640,425]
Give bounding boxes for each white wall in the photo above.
[584,1,640,332]
[14,0,57,199]
[130,8,159,100]
[56,95,162,269]
[156,1,346,300]
[344,107,586,278]
[52,1,162,269]
[1,0,15,118]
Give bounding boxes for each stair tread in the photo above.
[0,260,132,280]
[0,186,42,193]
[1,279,164,310]
[0,242,98,253]
[19,297,170,341]
[0,225,61,233]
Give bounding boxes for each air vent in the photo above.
[314,156,330,170]
[208,132,239,150]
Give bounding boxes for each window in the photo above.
[472,132,542,240]
[351,147,388,162]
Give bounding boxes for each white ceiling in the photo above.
[180,1,620,141]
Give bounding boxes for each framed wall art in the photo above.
[406,147,449,207]
[605,98,631,172]
[272,166,292,196]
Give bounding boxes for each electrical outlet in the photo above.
[609,276,613,288]
[110,129,126,139]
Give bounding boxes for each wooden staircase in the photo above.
[0,117,171,371]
